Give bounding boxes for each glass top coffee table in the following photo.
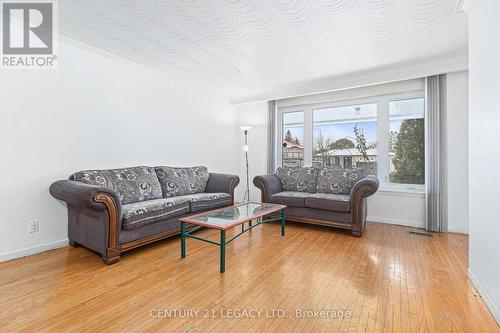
[179,202,286,273]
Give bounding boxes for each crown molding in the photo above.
[454,0,474,14]
[230,54,468,105]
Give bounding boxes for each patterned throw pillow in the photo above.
[276,166,318,193]
[73,166,163,205]
[316,167,367,195]
[155,166,209,198]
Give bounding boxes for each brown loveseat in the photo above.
[50,166,239,264]
[253,166,378,236]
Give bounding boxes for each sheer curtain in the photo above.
[267,100,277,174]
[426,75,448,232]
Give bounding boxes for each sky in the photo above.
[282,97,424,146]
[284,121,378,146]
[314,122,377,144]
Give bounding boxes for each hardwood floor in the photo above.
[0,222,498,332]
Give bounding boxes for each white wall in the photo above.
[446,71,469,233]
[0,40,238,262]
[367,190,425,228]
[467,0,500,325]
[278,79,425,108]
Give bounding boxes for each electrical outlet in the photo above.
[28,219,39,233]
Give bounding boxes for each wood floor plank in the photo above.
[0,222,498,333]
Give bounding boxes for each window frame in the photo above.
[277,108,307,167]
[277,90,425,193]
[386,94,426,191]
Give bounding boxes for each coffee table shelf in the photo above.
[179,202,286,273]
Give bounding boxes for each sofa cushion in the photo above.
[155,166,209,198]
[269,191,313,208]
[316,167,367,195]
[175,192,232,212]
[73,166,163,205]
[305,193,351,212]
[121,197,190,231]
[276,166,318,193]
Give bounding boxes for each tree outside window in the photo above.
[389,98,425,185]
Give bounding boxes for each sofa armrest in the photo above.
[349,176,380,202]
[50,179,122,263]
[205,173,240,203]
[49,180,121,212]
[50,179,122,231]
[253,174,283,202]
[349,176,379,235]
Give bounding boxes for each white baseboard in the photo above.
[468,268,500,326]
[447,227,469,234]
[367,216,425,229]
[368,216,469,234]
[0,239,69,263]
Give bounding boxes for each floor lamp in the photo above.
[240,126,252,202]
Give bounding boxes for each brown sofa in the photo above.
[253,166,378,236]
[50,166,239,264]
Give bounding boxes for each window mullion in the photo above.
[378,97,390,185]
[276,109,283,169]
[304,107,313,166]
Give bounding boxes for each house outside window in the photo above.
[282,111,304,167]
[312,102,377,175]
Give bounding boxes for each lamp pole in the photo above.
[240,126,252,202]
[245,131,250,201]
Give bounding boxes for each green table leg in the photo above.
[281,209,286,236]
[220,230,226,273]
[181,222,186,258]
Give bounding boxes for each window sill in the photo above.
[376,186,425,198]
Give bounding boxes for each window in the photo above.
[313,103,377,175]
[282,111,304,167]
[278,90,425,190]
[389,98,425,185]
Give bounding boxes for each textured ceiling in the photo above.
[59,0,468,99]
